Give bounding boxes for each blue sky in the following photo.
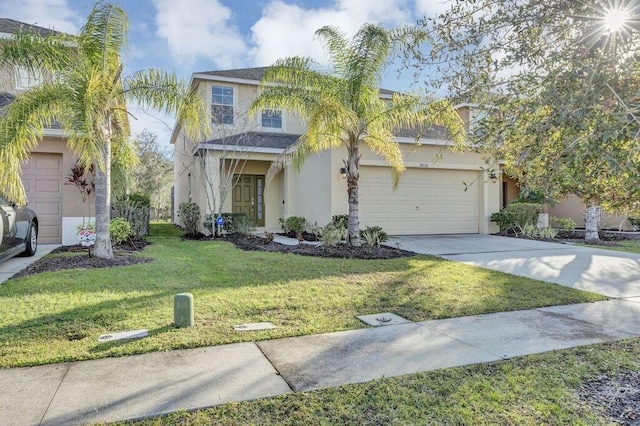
[0,0,446,144]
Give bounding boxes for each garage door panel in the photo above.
[359,167,479,235]
[23,153,63,244]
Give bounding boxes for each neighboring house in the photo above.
[172,67,502,235]
[0,18,85,245]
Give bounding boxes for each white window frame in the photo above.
[14,66,43,90]
[211,85,234,125]
[260,109,284,130]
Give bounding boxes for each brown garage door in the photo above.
[22,153,63,243]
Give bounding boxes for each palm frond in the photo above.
[79,1,128,72]
[0,28,73,74]
[0,84,65,204]
[123,69,211,141]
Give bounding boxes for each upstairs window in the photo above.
[212,85,234,125]
[261,109,282,129]
[15,66,43,90]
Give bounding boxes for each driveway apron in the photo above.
[388,235,640,298]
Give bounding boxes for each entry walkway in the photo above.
[2,298,640,425]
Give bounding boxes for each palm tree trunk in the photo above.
[94,135,114,259]
[585,204,600,241]
[346,144,361,247]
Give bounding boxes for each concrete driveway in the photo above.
[388,235,640,299]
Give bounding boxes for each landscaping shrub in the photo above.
[112,193,151,236]
[279,216,308,234]
[550,216,576,232]
[331,214,349,229]
[360,225,389,247]
[491,202,542,234]
[628,217,640,231]
[319,225,343,247]
[202,213,255,235]
[538,227,558,239]
[177,202,200,235]
[109,217,133,245]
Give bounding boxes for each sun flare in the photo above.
[603,7,629,32]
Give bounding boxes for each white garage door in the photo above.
[359,167,479,235]
[22,153,63,244]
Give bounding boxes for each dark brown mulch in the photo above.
[579,370,640,424]
[10,238,153,280]
[279,231,320,242]
[223,233,416,259]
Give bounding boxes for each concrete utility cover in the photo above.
[356,312,412,327]
[97,329,148,342]
[234,322,277,331]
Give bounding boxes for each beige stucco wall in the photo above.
[198,79,307,138]
[549,194,634,231]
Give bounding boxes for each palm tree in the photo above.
[0,2,208,258]
[251,24,465,246]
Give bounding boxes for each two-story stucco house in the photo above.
[0,18,87,245]
[172,67,503,235]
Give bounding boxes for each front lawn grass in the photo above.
[124,338,640,425]
[584,239,640,254]
[0,223,605,368]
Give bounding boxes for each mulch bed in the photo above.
[222,233,416,259]
[579,370,640,424]
[10,237,153,280]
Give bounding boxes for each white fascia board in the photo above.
[43,128,67,138]
[395,136,454,146]
[193,143,284,156]
[192,73,260,86]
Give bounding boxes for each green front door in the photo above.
[232,175,265,227]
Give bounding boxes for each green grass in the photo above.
[0,223,604,368]
[120,338,640,425]
[583,239,640,254]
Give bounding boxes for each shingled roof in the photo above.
[199,131,301,151]
[196,67,396,96]
[0,18,63,37]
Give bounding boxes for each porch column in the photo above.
[283,166,295,218]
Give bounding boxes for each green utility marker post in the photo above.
[174,293,194,327]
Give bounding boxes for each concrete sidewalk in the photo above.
[3,298,640,425]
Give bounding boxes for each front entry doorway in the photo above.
[232,175,265,227]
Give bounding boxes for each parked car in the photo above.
[0,195,38,263]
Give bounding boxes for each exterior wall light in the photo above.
[340,167,347,179]
[489,171,498,183]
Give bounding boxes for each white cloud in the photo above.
[250,0,412,66]
[415,0,451,18]
[128,102,175,147]
[152,0,247,69]
[0,0,82,34]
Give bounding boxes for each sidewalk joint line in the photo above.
[254,342,296,393]
[39,362,71,426]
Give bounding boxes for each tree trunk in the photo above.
[94,132,114,259]
[346,144,361,247]
[585,204,601,241]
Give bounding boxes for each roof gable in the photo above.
[0,18,64,37]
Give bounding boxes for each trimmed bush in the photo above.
[178,202,200,235]
[491,202,542,234]
[109,217,133,245]
[550,216,576,232]
[279,216,308,234]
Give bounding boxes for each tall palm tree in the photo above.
[251,24,465,246]
[0,2,208,258]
